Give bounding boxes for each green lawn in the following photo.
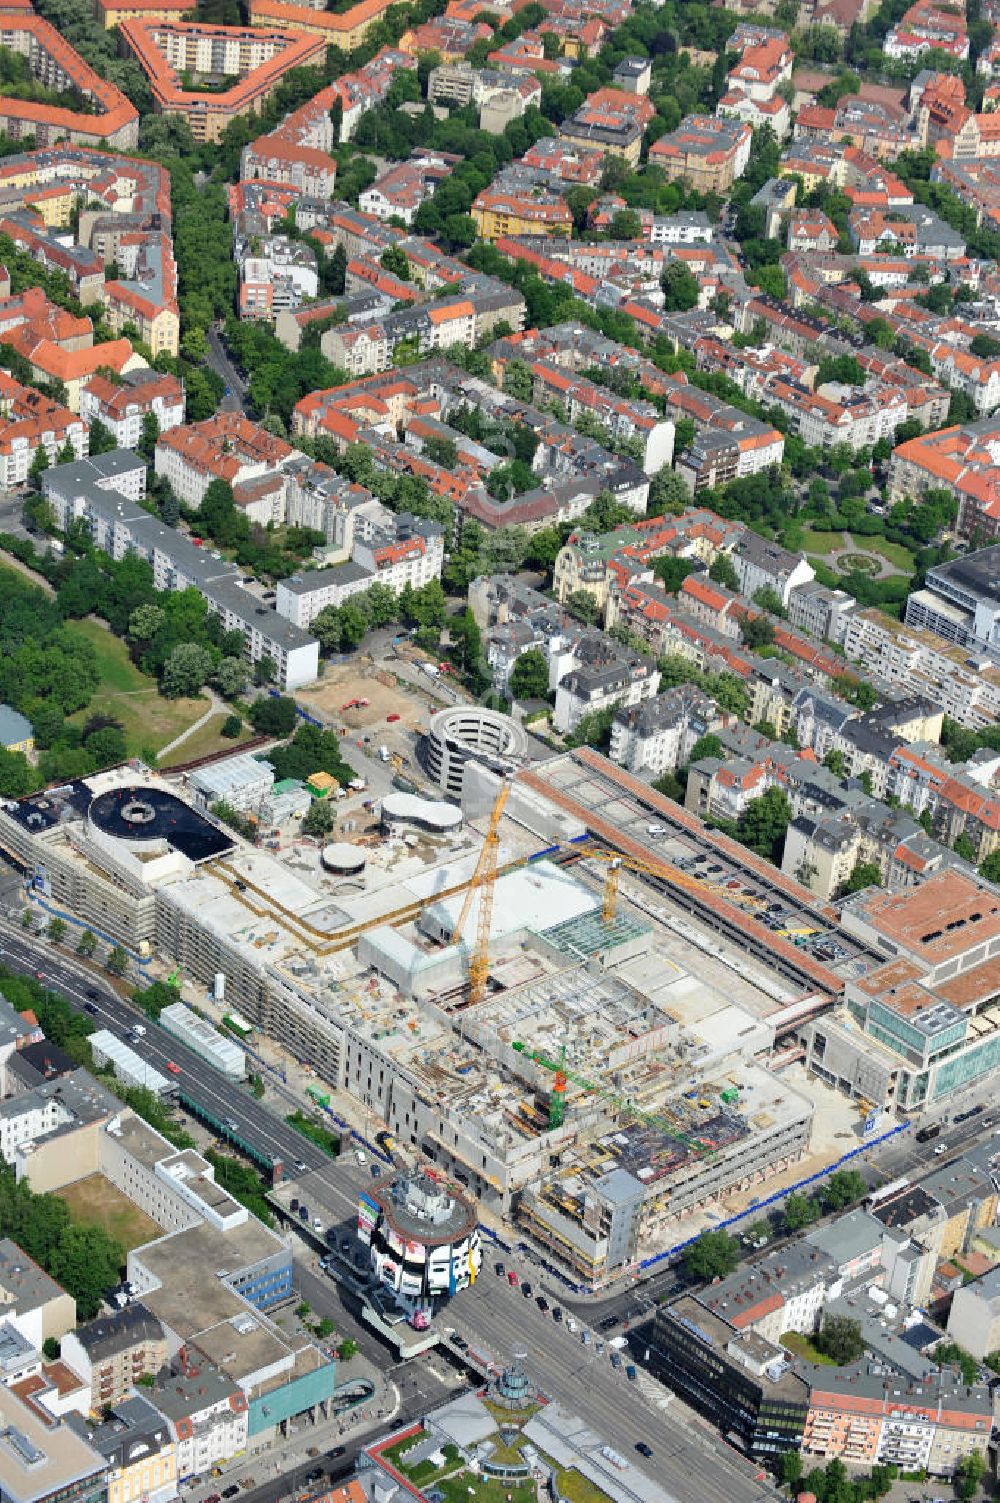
[436,1478,534,1503]
[797,528,844,556]
[780,1331,836,1366]
[66,619,207,755]
[865,536,915,571]
[161,712,254,768]
[795,529,915,575]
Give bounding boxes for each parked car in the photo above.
[507,1270,519,1287]
[494,1261,505,1276]
[222,1486,240,1497]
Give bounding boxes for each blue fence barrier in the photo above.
[638,1119,912,1271]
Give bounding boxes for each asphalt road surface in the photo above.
[446,1271,776,1503]
[0,918,329,1177]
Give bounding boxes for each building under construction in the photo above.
[0,755,832,1279]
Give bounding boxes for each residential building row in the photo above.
[43,449,320,688]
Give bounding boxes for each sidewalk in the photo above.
[184,1364,397,1503]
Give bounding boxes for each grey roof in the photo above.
[592,1167,645,1208]
[147,1354,241,1422]
[806,1208,885,1267]
[0,706,32,747]
[90,1396,172,1466]
[0,1239,71,1315]
[74,1302,164,1360]
[699,1240,835,1325]
[274,560,369,597]
[928,544,1000,605]
[0,995,40,1051]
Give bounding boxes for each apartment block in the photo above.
[649,114,752,192]
[841,607,1000,727]
[154,414,293,508]
[44,452,319,689]
[62,1306,167,1415]
[0,372,86,488]
[119,18,326,142]
[79,369,184,450]
[0,16,138,149]
[276,513,444,627]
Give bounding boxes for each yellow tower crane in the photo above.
[449,778,512,1005]
[569,846,769,925]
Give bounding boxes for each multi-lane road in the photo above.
[0,918,329,1177]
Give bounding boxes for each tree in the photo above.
[337,1337,358,1361]
[709,554,739,591]
[502,359,534,401]
[740,614,775,650]
[213,656,248,699]
[652,556,696,593]
[953,832,977,863]
[688,733,723,765]
[779,1452,803,1491]
[221,713,242,739]
[139,411,160,463]
[815,1314,865,1365]
[89,418,117,455]
[783,1191,819,1231]
[0,748,38,797]
[329,241,347,296]
[648,467,691,514]
[254,655,275,686]
[955,1449,985,1502]
[380,245,410,281]
[302,800,335,837]
[107,945,128,977]
[565,589,600,625]
[842,860,882,894]
[46,917,66,944]
[823,748,846,778]
[980,850,1000,884]
[56,440,75,467]
[752,585,786,618]
[565,703,617,752]
[661,260,700,312]
[822,1169,865,1211]
[736,787,792,862]
[76,929,97,958]
[248,696,297,736]
[128,603,166,642]
[162,643,214,698]
[510,648,549,700]
[682,1229,740,1283]
[29,445,49,483]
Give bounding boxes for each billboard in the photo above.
[357,1192,378,1246]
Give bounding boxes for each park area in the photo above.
[796,529,915,578]
[54,1173,161,1252]
[66,619,207,759]
[161,710,256,768]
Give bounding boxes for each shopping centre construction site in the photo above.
[0,730,885,1283]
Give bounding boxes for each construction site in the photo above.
[0,746,869,1285]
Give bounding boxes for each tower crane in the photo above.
[449,777,512,1005]
[511,1039,713,1154]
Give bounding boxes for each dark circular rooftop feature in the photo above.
[88,786,234,863]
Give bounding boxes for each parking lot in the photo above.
[532,753,880,996]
